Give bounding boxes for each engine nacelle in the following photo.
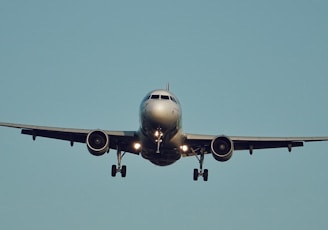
[86,130,110,156]
[211,136,234,162]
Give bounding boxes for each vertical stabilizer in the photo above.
[166,83,170,91]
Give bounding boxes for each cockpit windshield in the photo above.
[151,95,160,99]
[144,93,178,104]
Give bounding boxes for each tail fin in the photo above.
[166,82,170,91]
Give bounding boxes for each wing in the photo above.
[183,133,328,156]
[0,122,139,154]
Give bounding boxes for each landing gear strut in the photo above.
[155,129,163,153]
[111,147,127,178]
[193,148,208,181]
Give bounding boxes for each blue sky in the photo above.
[1,1,328,229]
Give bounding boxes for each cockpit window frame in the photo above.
[142,94,151,103]
[144,93,178,104]
[170,96,177,103]
[161,95,170,100]
[150,94,160,99]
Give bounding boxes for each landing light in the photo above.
[154,130,163,138]
[134,142,142,150]
[180,145,188,152]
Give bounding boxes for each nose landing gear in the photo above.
[155,129,163,153]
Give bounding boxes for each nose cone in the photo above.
[143,101,180,131]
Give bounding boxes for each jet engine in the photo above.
[86,130,110,156]
[211,136,234,162]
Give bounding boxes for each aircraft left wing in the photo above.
[183,133,328,156]
[0,122,139,154]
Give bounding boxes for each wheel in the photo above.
[193,168,199,181]
[203,169,208,181]
[111,165,117,177]
[121,165,127,178]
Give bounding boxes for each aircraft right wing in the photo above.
[183,133,328,156]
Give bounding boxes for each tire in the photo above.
[203,169,208,181]
[121,165,127,178]
[193,169,198,181]
[111,165,117,177]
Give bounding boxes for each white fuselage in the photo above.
[138,89,184,166]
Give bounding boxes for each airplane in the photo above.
[1,87,328,181]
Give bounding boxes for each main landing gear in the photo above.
[193,148,209,181]
[111,147,127,178]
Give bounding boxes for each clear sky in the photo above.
[1,1,328,229]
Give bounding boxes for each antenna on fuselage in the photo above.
[166,82,170,91]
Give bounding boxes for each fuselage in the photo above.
[138,89,184,166]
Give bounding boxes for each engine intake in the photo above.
[211,136,234,162]
[86,130,109,156]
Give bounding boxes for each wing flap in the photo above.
[233,139,303,151]
[21,129,86,143]
[0,122,139,154]
[184,133,328,156]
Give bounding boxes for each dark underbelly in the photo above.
[141,149,181,166]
